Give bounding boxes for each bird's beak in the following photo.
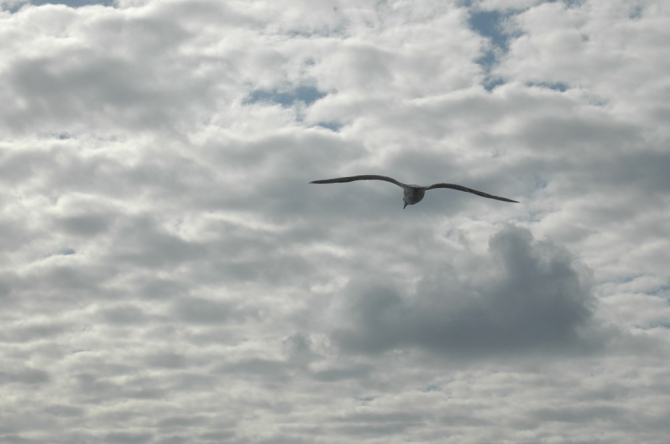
[403,201,408,209]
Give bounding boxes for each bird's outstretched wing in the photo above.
[310,175,407,188]
[425,183,518,203]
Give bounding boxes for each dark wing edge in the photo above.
[310,175,406,188]
[426,183,519,203]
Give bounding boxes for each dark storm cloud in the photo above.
[329,226,606,356]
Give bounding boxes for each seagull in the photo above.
[310,175,518,209]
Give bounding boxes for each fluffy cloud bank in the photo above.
[328,226,609,357]
[0,0,669,443]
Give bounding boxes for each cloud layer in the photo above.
[1,0,669,443]
[328,226,607,357]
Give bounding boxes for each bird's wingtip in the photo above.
[499,196,519,203]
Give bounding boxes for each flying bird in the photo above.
[310,175,518,209]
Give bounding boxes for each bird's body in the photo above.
[403,185,426,207]
[310,175,517,208]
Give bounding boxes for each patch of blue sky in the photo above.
[560,0,584,7]
[544,0,581,5]
[285,25,347,39]
[629,5,643,19]
[482,76,504,91]
[245,86,326,108]
[468,9,515,91]
[475,49,497,73]
[534,176,548,190]
[2,1,25,12]
[642,321,670,330]
[527,209,548,223]
[469,10,509,52]
[58,248,76,255]
[650,285,670,298]
[527,82,570,92]
[4,0,114,12]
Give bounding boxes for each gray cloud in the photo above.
[332,411,426,437]
[99,305,148,325]
[328,226,607,357]
[175,297,255,325]
[0,322,69,343]
[0,368,50,385]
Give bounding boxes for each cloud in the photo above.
[327,226,610,357]
[32,0,115,7]
[0,0,669,443]
[0,368,50,385]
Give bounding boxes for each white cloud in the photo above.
[0,0,669,442]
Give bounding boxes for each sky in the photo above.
[0,0,669,442]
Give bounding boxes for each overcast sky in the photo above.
[1,0,669,442]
